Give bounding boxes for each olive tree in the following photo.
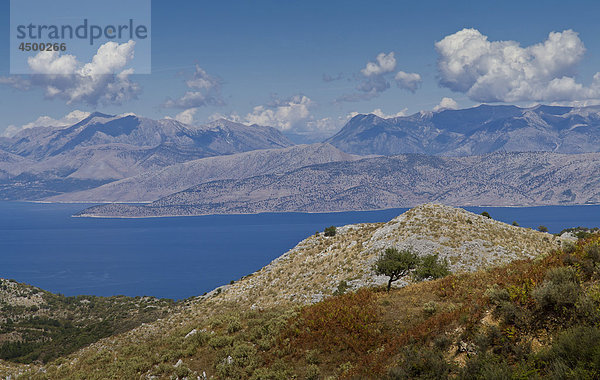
[373,247,419,292]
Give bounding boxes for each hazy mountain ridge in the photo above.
[327,104,600,156]
[78,151,600,217]
[47,143,361,203]
[0,114,293,200]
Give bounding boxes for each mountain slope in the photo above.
[0,114,293,200]
[47,143,360,202]
[326,104,600,156]
[78,151,600,217]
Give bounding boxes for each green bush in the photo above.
[540,326,600,378]
[414,254,450,281]
[457,352,513,380]
[481,211,491,219]
[538,225,549,232]
[386,347,453,379]
[423,301,438,316]
[324,226,336,237]
[532,267,580,311]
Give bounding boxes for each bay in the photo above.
[0,202,598,299]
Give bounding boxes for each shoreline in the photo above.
[72,202,600,219]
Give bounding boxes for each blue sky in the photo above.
[1,0,600,139]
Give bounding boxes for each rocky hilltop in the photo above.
[207,203,561,307]
[78,151,600,217]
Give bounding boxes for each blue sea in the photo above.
[1,202,598,300]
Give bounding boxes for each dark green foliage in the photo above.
[539,326,600,379]
[532,267,580,311]
[414,254,450,281]
[457,352,514,380]
[374,248,419,292]
[324,226,336,237]
[385,347,453,379]
[512,221,520,226]
[0,281,173,363]
[538,225,549,232]
[481,211,491,219]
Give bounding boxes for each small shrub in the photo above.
[584,243,600,263]
[227,318,242,334]
[324,226,336,237]
[538,225,549,232]
[386,347,453,379]
[540,326,600,378]
[333,280,351,296]
[305,349,321,365]
[208,334,234,349]
[485,285,510,304]
[423,301,437,316]
[532,267,580,311]
[481,211,491,219]
[512,221,519,226]
[305,364,321,380]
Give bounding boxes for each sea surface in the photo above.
[1,202,599,299]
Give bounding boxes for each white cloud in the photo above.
[435,28,600,102]
[361,52,397,76]
[3,110,91,137]
[433,97,459,112]
[336,52,423,102]
[244,95,312,131]
[23,41,138,105]
[174,108,198,124]
[348,108,408,119]
[164,65,224,109]
[394,71,422,92]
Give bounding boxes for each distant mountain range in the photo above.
[0,113,292,199]
[327,104,600,156]
[2,104,600,210]
[77,151,600,217]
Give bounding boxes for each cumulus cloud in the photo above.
[395,71,422,92]
[433,97,459,112]
[173,108,198,124]
[244,95,312,131]
[0,41,139,106]
[335,52,423,102]
[3,110,91,137]
[164,65,224,109]
[435,28,600,102]
[361,52,397,76]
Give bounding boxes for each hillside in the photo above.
[326,104,600,156]
[47,144,360,203]
[78,151,600,217]
[0,279,174,364]
[0,204,571,379]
